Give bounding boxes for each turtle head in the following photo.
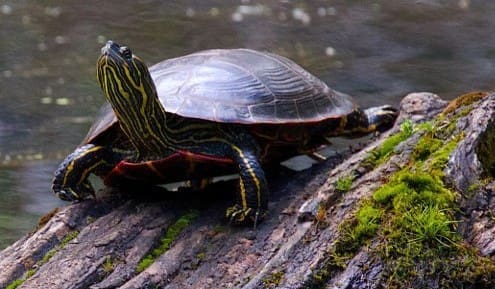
[97,41,155,105]
[96,41,169,156]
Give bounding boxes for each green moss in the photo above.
[353,204,382,241]
[351,209,381,242]
[196,252,206,261]
[40,230,79,266]
[373,182,409,205]
[334,174,354,193]
[366,156,464,287]
[102,256,116,275]
[25,269,35,279]
[40,249,55,265]
[86,216,96,224]
[5,278,24,289]
[304,250,349,289]
[441,91,488,115]
[356,204,382,226]
[263,271,284,288]
[5,268,39,289]
[136,256,154,273]
[311,102,495,287]
[425,139,459,183]
[400,118,414,136]
[412,135,443,162]
[366,119,415,167]
[335,168,457,261]
[402,206,457,246]
[333,202,383,257]
[61,230,79,246]
[388,172,454,212]
[415,121,434,134]
[136,210,199,273]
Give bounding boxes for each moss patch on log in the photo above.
[6,230,79,289]
[136,210,199,273]
[365,119,414,168]
[441,91,488,115]
[262,271,285,289]
[308,94,495,288]
[334,174,355,193]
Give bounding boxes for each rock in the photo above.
[398,91,447,123]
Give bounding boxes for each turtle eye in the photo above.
[119,46,133,60]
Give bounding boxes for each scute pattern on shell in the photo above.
[150,49,356,123]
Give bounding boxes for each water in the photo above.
[1,0,494,249]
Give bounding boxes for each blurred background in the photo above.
[1,0,494,249]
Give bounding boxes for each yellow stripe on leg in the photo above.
[239,178,248,209]
[62,145,107,187]
[232,146,261,208]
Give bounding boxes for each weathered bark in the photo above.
[1,92,495,289]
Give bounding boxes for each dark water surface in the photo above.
[1,0,494,248]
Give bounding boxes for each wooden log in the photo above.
[1,92,494,289]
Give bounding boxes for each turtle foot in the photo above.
[53,180,95,202]
[365,105,399,132]
[226,204,266,226]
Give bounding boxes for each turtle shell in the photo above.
[84,49,356,143]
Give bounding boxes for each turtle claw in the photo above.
[226,204,265,226]
[53,180,95,202]
[56,188,82,202]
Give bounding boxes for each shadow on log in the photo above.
[1,92,495,289]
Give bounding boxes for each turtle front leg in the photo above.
[52,144,129,201]
[226,145,268,225]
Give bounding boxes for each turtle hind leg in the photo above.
[363,105,399,132]
[52,144,130,201]
[226,145,268,226]
[341,105,398,136]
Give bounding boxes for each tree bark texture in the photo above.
[1,92,494,289]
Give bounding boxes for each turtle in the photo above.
[52,41,398,225]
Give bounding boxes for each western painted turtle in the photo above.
[52,41,398,224]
